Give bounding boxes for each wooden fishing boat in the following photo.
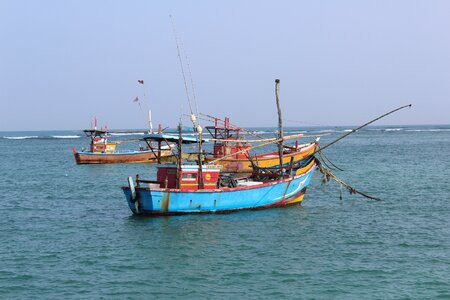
[73,129,173,164]
[205,117,320,172]
[122,79,319,216]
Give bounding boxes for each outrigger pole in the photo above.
[314,104,412,201]
[314,104,412,155]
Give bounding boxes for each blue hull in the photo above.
[122,166,316,215]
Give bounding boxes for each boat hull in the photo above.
[207,142,318,173]
[122,164,316,216]
[73,149,172,164]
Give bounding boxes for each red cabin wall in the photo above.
[213,144,250,159]
[157,167,220,190]
[157,168,178,188]
[92,144,106,152]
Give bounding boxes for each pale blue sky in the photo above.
[1,0,449,131]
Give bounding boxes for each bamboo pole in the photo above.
[313,104,412,155]
[275,79,283,174]
[197,127,204,189]
[207,134,326,165]
[176,117,183,189]
[207,133,304,143]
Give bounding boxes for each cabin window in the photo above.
[182,173,197,181]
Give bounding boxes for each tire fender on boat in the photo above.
[127,176,140,213]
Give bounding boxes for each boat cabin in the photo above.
[91,141,116,153]
[83,129,117,153]
[205,117,251,159]
[213,143,251,159]
[157,164,221,191]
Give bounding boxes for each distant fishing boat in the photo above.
[204,117,319,173]
[122,79,319,215]
[72,128,173,164]
[72,117,175,164]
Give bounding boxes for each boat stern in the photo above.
[72,147,81,164]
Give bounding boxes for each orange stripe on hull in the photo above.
[74,150,172,164]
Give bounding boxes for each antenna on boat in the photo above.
[169,16,201,127]
[184,45,199,119]
[148,110,153,133]
[136,80,154,133]
[92,117,97,130]
[170,15,204,188]
[170,15,194,118]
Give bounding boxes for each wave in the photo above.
[2,135,81,140]
[3,136,39,140]
[384,128,404,132]
[284,131,307,134]
[405,129,450,132]
[51,135,81,139]
[315,129,338,133]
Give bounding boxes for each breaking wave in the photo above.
[2,135,81,140]
[51,135,81,139]
[3,136,39,140]
[384,128,404,132]
[405,128,450,132]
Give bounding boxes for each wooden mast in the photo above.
[197,124,204,189]
[176,116,183,189]
[275,79,284,175]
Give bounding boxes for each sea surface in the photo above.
[1,125,449,299]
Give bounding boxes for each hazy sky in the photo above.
[1,0,449,131]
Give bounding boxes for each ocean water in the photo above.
[1,125,449,299]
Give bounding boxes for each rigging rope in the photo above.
[170,15,194,117]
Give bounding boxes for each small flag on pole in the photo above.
[133,96,139,102]
[138,80,144,84]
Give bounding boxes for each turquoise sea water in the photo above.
[1,125,449,299]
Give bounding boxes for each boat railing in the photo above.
[135,175,161,188]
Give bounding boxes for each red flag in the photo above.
[138,80,144,84]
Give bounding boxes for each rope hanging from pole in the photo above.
[316,159,382,201]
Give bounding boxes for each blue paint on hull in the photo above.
[122,165,316,215]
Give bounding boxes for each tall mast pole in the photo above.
[176,115,183,189]
[275,79,284,175]
[197,124,204,189]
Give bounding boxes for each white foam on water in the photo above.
[3,136,39,140]
[52,135,81,139]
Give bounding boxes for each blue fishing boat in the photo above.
[122,79,319,216]
[122,158,316,215]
